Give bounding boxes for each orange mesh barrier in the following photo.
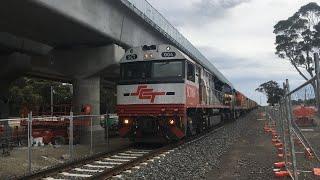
[293,106,316,118]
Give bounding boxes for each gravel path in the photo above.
[121,110,276,180]
[206,112,277,180]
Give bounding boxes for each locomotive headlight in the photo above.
[169,119,175,125]
[166,46,171,51]
[124,119,129,124]
[144,53,154,59]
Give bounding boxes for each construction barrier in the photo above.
[265,59,320,179]
[0,112,115,178]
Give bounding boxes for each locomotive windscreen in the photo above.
[120,60,185,83]
[152,61,183,78]
[121,61,150,80]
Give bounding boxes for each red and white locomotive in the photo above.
[117,44,257,142]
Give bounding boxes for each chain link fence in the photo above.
[0,112,121,179]
[266,53,320,179]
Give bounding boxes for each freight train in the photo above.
[117,44,258,142]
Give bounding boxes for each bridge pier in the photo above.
[73,76,100,116]
[52,44,124,117]
[0,43,124,120]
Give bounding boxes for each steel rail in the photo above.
[94,124,225,179]
[16,145,133,180]
[19,121,225,180]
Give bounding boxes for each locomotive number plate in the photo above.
[161,52,176,57]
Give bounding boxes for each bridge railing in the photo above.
[120,0,231,85]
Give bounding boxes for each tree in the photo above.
[256,81,285,106]
[274,2,320,82]
[8,77,72,116]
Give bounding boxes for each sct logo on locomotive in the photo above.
[130,85,166,103]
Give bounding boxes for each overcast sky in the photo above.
[148,0,318,105]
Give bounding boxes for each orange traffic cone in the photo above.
[314,168,320,176]
[274,162,285,168]
[277,148,284,154]
[275,143,283,148]
[277,153,284,159]
[274,170,290,177]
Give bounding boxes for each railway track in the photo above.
[45,148,159,179]
[20,124,225,180]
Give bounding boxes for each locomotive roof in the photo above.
[121,44,234,88]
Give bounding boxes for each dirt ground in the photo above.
[0,135,130,179]
[205,111,281,180]
[293,115,320,180]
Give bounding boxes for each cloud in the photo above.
[149,0,250,27]
[148,0,313,104]
[196,0,251,17]
[197,45,306,96]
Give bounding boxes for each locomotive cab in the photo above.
[116,44,236,143]
[117,45,188,142]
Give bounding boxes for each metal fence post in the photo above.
[106,114,109,148]
[90,116,93,154]
[314,53,320,112]
[51,86,54,117]
[283,88,287,158]
[27,112,32,174]
[285,79,298,180]
[69,111,73,160]
[280,101,288,166]
[282,82,290,172]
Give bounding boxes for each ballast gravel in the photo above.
[121,110,275,180]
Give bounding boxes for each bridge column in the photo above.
[52,44,124,143]
[73,76,100,115]
[52,44,123,117]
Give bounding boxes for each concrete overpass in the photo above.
[0,0,231,118]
